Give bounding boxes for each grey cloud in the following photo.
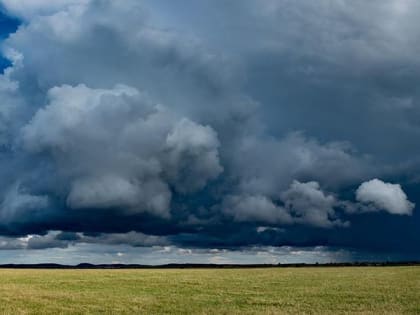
[230,132,372,198]
[165,0,420,163]
[22,83,222,217]
[0,0,417,257]
[281,181,347,228]
[0,49,26,147]
[223,180,348,228]
[189,0,420,70]
[0,183,48,221]
[222,194,292,225]
[1,0,90,20]
[67,175,171,217]
[1,230,168,250]
[0,236,26,249]
[80,231,168,247]
[0,232,69,250]
[2,0,239,124]
[163,118,223,193]
[26,232,70,249]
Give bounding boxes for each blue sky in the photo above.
[0,10,17,70]
[0,0,419,264]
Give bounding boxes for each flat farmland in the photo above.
[0,267,419,314]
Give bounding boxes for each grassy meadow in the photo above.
[0,267,419,314]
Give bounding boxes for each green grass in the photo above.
[0,267,419,314]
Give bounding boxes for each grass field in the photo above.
[0,267,419,314]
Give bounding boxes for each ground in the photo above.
[0,267,419,314]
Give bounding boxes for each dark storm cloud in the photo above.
[0,0,419,261]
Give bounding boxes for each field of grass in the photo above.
[0,267,419,314]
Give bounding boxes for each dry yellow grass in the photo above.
[0,267,419,314]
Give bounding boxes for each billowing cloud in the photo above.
[223,180,347,228]
[163,118,223,193]
[222,194,292,224]
[0,0,418,261]
[21,84,222,218]
[356,179,414,215]
[281,181,347,228]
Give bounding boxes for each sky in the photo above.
[0,0,419,265]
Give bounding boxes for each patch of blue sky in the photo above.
[0,10,19,71]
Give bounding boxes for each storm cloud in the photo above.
[0,0,419,263]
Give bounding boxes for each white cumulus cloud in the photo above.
[356,179,414,215]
